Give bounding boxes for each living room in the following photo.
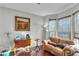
[0,3,79,56]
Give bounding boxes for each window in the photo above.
[74,13,79,33]
[74,12,79,48]
[58,17,71,39]
[58,33,70,39]
[48,19,56,37]
[58,17,71,32]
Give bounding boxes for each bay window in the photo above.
[48,11,79,42]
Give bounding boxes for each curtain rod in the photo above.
[72,10,79,15]
[58,15,71,20]
[49,19,56,21]
[49,10,79,20]
[58,10,79,20]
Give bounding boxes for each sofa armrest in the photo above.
[42,40,48,45]
[63,46,75,56]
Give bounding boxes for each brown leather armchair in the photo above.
[42,37,75,56]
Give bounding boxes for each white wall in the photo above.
[0,7,43,50]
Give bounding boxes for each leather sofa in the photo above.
[42,37,75,56]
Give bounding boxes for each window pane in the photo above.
[49,20,56,31]
[58,34,70,39]
[75,15,79,33]
[59,17,71,32]
[48,20,56,37]
[74,13,79,49]
[49,32,56,37]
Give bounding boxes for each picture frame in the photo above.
[15,16,30,31]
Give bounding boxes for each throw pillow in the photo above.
[48,41,57,47]
[56,43,66,49]
[48,40,66,49]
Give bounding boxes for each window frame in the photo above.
[48,19,56,37]
[58,16,71,39]
[74,12,79,34]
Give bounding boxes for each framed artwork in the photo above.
[15,16,30,31]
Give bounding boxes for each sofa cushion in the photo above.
[49,37,60,43]
[59,39,74,45]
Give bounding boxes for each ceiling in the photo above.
[0,3,77,16]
